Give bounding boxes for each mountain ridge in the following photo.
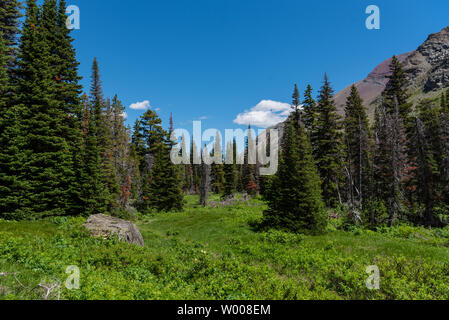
[334,26,449,117]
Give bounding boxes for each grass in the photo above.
[1,195,449,300]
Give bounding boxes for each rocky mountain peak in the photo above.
[333,26,449,118]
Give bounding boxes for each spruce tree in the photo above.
[0,0,22,76]
[189,138,200,193]
[0,33,7,108]
[291,84,301,126]
[343,85,372,213]
[12,0,75,218]
[439,98,449,205]
[242,125,257,196]
[146,126,184,212]
[199,145,211,206]
[0,0,22,48]
[263,120,326,233]
[112,95,132,208]
[303,84,318,137]
[409,113,439,226]
[222,141,236,199]
[0,32,21,218]
[315,74,345,207]
[211,131,225,194]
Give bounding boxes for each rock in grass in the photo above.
[83,214,145,247]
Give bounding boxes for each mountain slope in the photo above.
[334,26,449,118]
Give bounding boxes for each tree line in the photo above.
[1,1,449,234]
[263,58,449,233]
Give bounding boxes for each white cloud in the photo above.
[129,100,151,110]
[120,112,128,119]
[233,100,292,128]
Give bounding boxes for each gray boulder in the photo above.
[83,214,145,247]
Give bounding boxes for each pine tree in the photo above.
[382,56,412,120]
[242,126,257,196]
[189,138,200,194]
[0,32,21,217]
[146,126,184,212]
[408,113,440,226]
[0,0,22,76]
[10,0,75,218]
[41,0,85,214]
[0,32,8,108]
[112,95,132,209]
[372,57,413,225]
[0,0,22,48]
[263,120,326,233]
[303,84,318,137]
[222,141,236,199]
[315,74,345,207]
[199,145,211,206]
[439,97,449,205]
[373,97,409,225]
[211,131,225,194]
[80,95,108,216]
[291,84,301,126]
[344,85,372,213]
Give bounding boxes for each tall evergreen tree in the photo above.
[263,119,326,233]
[199,145,211,206]
[315,74,345,207]
[222,141,236,199]
[439,98,449,205]
[291,84,301,126]
[0,0,22,76]
[145,125,184,212]
[303,84,318,137]
[343,85,372,213]
[10,0,75,218]
[211,131,225,194]
[242,126,257,195]
[0,0,22,48]
[408,114,439,226]
[112,95,132,209]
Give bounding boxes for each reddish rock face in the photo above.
[333,26,449,118]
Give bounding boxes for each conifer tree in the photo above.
[242,126,257,196]
[0,0,22,75]
[303,84,318,137]
[315,74,345,207]
[263,119,326,233]
[291,84,301,126]
[199,145,211,206]
[439,98,449,205]
[111,95,130,209]
[145,126,184,212]
[0,33,8,108]
[80,95,108,216]
[11,0,75,218]
[222,141,236,198]
[409,113,439,226]
[0,32,21,218]
[373,97,409,225]
[344,85,372,212]
[40,0,85,214]
[189,138,200,193]
[0,0,22,48]
[211,131,225,194]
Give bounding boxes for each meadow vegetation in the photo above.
[1,195,448,300]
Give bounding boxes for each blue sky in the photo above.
[57,0,449,133]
